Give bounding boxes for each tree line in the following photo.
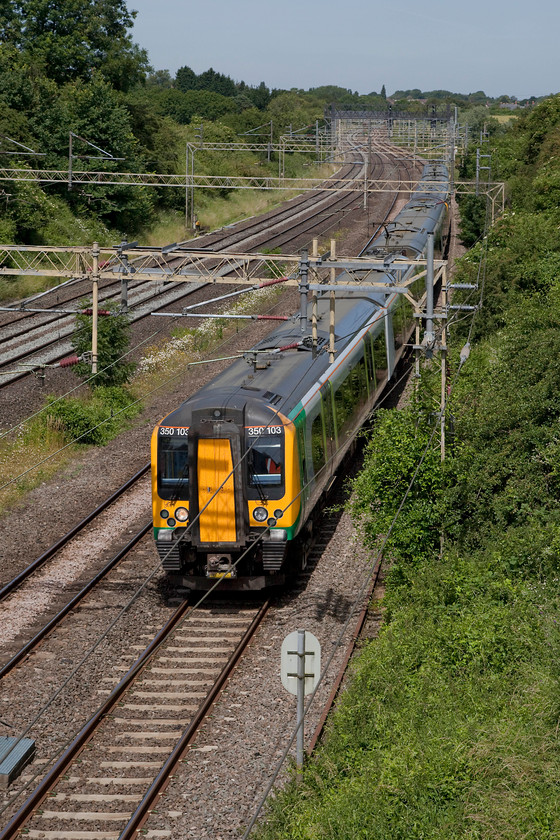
[0,0,543,246]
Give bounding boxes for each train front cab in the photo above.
[151,402,301,590]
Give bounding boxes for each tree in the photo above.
[247,81,270,110]
[27,74,157,232]
[197,67,236,97]
[458,195,487,247]
[158,88,236,124]
[146,69,174,89]
[176,65,197,92]
[4,0,149,90]
[72,300,135,387]
[380,84,386,100]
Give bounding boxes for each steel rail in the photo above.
[0,599,191,840]
[0,279,208,388]
[0,521,152,680]
[184,159,363,251]
[118,599,270,839]
[0,161,363,386]
[0,144,402,387]
[0,273,152,337]
[0,464,150,602]
[307,558,381,753]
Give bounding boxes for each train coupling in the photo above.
[206,554,237,578]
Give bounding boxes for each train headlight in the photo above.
[253,506,268,522]
[273,509,283,519]
[160,509,169,520]
[175,507,189,522]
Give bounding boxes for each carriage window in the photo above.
[158,434,189,500]
[372,332,387,377]
[333,359,368,441]
[247,433,283,487]
[311,412,326,475]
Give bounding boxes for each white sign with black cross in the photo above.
[281,629,321,769]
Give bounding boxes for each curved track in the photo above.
[0,149,420,836]
[0,143,416,389]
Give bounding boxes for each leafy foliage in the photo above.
[351,408,444,566]
[254,91,560,840]
[72,300,135,387]
[2,0,148,89]
[45,386,140,445]
[457,194,487,246]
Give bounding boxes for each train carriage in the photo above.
[151,163,449,591]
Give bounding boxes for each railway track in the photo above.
[0,147,421,836]
[0,464,150,604]
[0,158,365,386]
[0,143,415,390]
[0,143,415,678]
[0,468,154,681]
[0,458,382,840]
[0,599,269,840]
[0,401,394,837]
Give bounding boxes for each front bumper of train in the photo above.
[154,526,288,588]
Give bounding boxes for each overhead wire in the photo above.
[0,287,292,490]
[0,326,411,812]
[0,147,407,446]
[0,258,298,443]
[0,158,449,811]
[3,260,447,827]
[242,264,486,840]
[16,166,467,832]
[0,282,227,441]
[243,190,491,837]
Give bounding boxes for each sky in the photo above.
[129,0,559,100]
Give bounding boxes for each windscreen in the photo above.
[246,426,283,487]
[157,427,189,500]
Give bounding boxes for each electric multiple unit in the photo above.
[151,163,449,590]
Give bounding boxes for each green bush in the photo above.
[458,194,487,246]
[45,386,140,445]
[72,300,136,388]
[258,551,560,840]
[351,408,445,566]
[254,95,560,840]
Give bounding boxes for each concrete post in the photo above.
[299,250,309,334]
[296,629,305,772]
[91,242,99,375]
[329,239,336,364]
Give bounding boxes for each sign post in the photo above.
[281,629,321,770]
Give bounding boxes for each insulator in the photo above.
[257,277,289,288]
[59,355,80,368]
[80,308,111,316]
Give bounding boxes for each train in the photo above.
[151,162,450,591]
